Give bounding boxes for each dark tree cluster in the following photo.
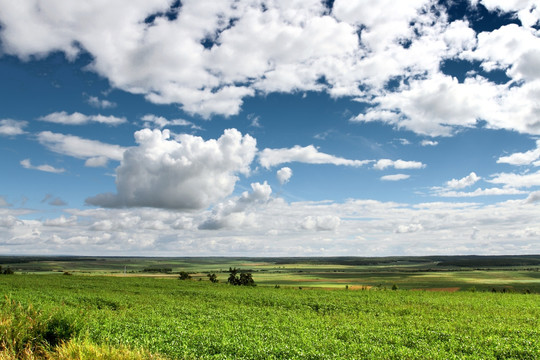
[0,266,14,275]
[178,271,191,280]
[207,273,218,283]
[143,268,172,273]
[227,267,255,286]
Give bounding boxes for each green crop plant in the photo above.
[1,274,539,359]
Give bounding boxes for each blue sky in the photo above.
[1,0,540,256]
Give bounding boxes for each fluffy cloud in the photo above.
[259,145,371,169]
[37,131,126,167]
[525,191,540,203]
[276,167,293,185]
[395,223,423,234]
[0,0,538,139]
[488,170,540,188]
[39,111,126,126]
[373,159,425,170]
[198,181,272,230]
[20,159,65,174]
[300,215,341,231]
[2,192,540,256]
[86,128,257,210]
[0,119,27,136]
[497,140,540,166]
[446,172,481,189]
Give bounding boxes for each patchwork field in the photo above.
[1,256,540,359]
[2,255,540,292]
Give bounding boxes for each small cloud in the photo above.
[313,130,335,140]
[140,114,201,130]
[42,194,67,206]
[0,196,11,207]
[259,145,371,169]
[37,131,126,165]
[421,140,438,146]
[497,140,540,166]
[373,159,425,170]
[49,197,67,206]
[446,172,480,189]
[247,113,261,128]
[277,167,293,184]
[20,159,65,174]
[381,174,410,181]
[86,95,116,109]
[44,215,77,227]
[0,119,27,136]
[438,187,526,197]
[39,111,125,126]
[300,215,341,231]
[85,156,109,167]
[396,138,411,145]
[395,223,423,233]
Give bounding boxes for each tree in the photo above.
[178,271,191,280]
[207,273,218,283]
[227,267,255,286]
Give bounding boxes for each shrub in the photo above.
[178,271,191,280]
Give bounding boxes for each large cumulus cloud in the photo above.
[1,0,539,136]
[86,128,257,209]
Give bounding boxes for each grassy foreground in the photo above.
[1,274,539,359]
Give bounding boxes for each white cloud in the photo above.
[525,191,540,203]
[300,215,341,231]
[44,215,77,227]
[0,119,27,136]
[2,193,540,256]
[259,145,371,169]
[277,167,293,185]
[20,159,65,174]
[86,128,257,210]
[0,0,537,139]
[421,140,438,146]
[39,111,126,126]
[497,140,540,166]
[247,114,261,128]
[488,170,540,188]
[355,74,493,137]
[140,114,199,130]
[86,95,116,109]
[381,174,410,181]
[373,159,425,170]
[395,223,423,234]
[438,187,526,197]
[198,181,272,230]
[446,172,481,189]
[397,138,411,146]
[37,131,126,166]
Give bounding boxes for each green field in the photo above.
[2,255,540,293]
[1,256,540,359]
